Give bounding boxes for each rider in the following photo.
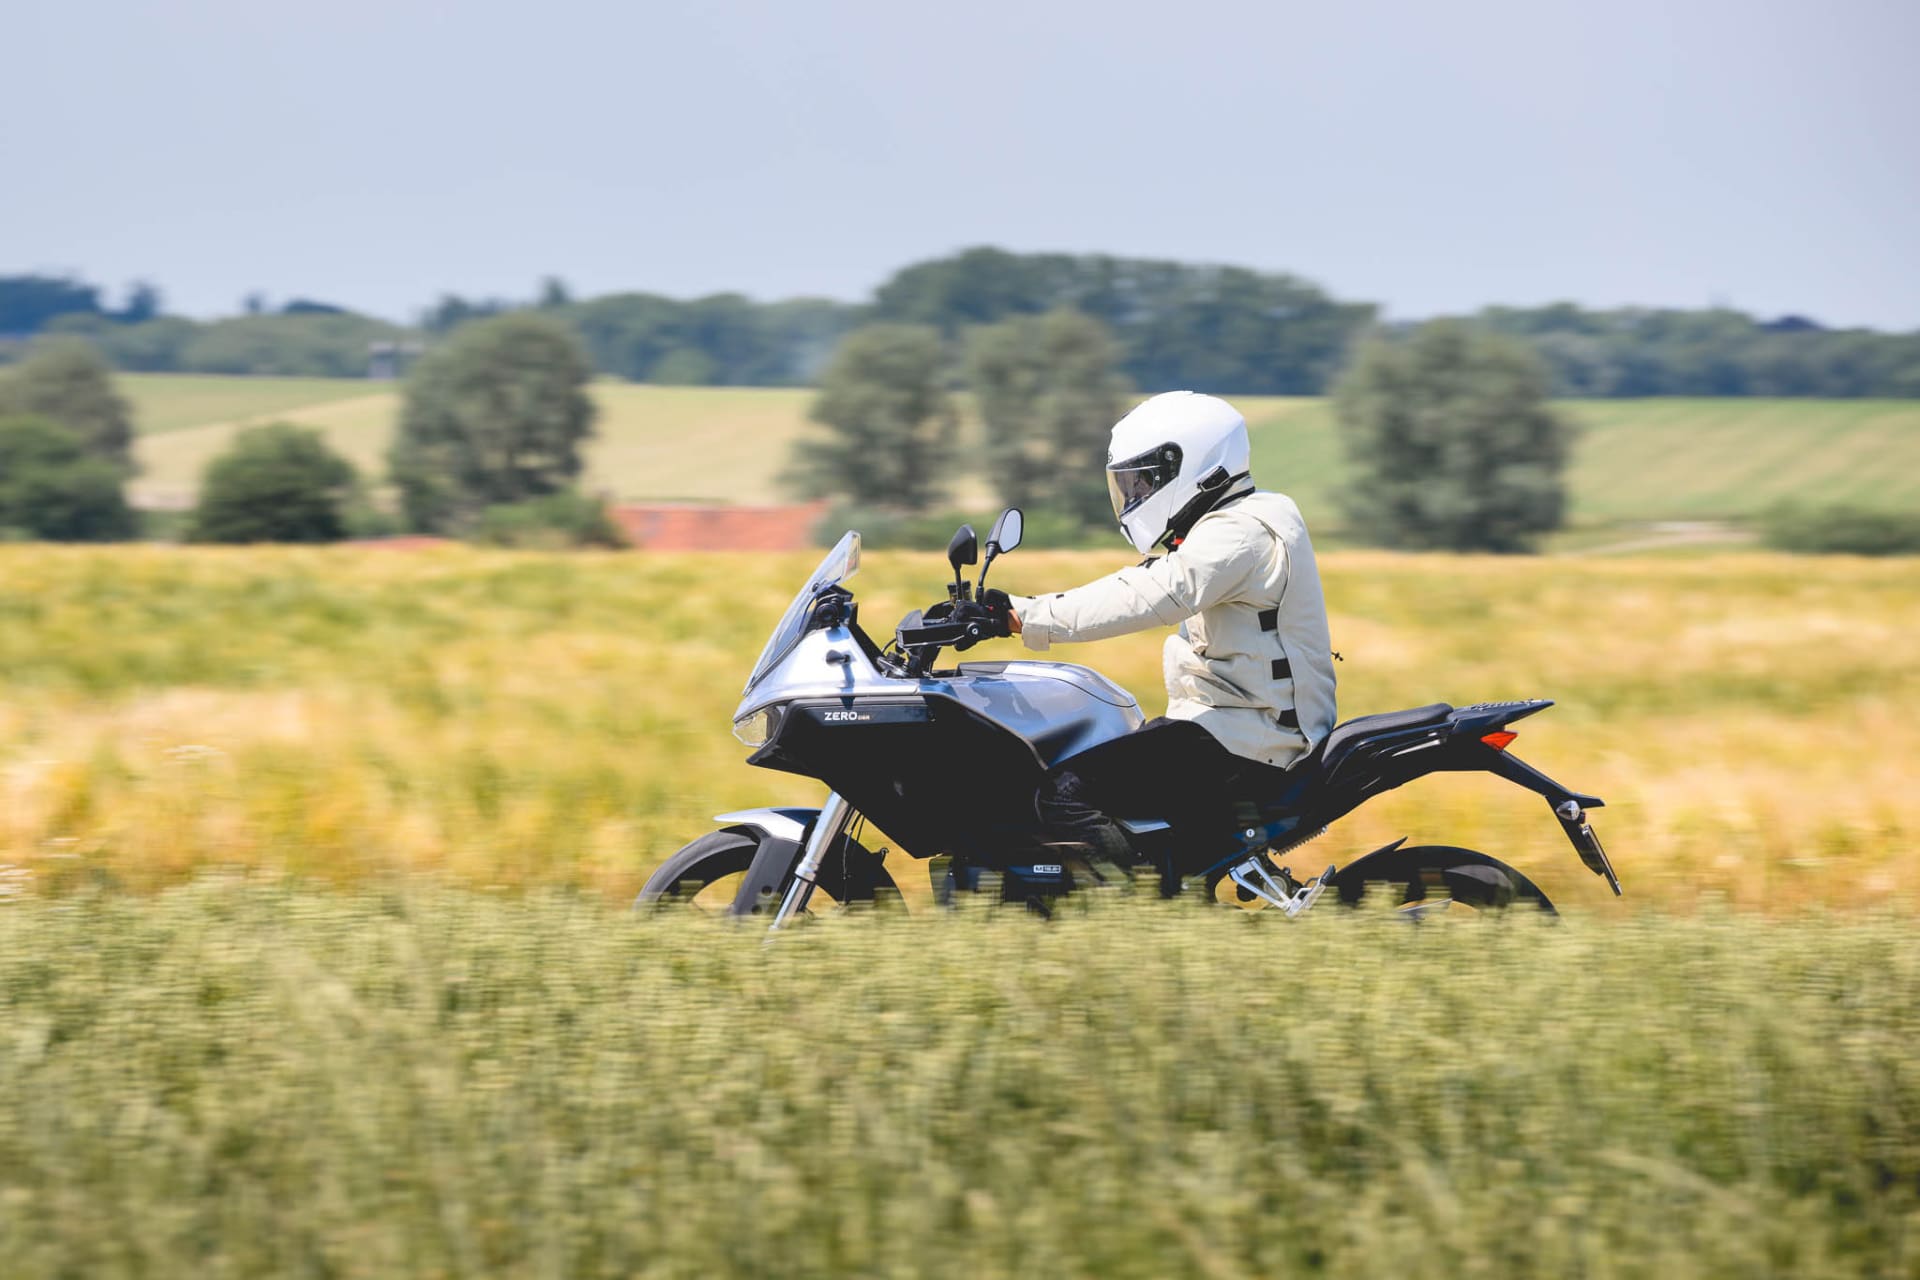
[992,391,1338,865]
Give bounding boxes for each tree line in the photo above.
[7,312,1913,556]
[6,249,1917,396]
[788,313,1581,554]
[0,319,622,549]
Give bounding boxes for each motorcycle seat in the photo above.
[1233,704,1456,823]
[1308,703,1454,775]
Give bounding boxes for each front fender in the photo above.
[714,807,819,844]
[712,807,895,913]
[712,810,818,916]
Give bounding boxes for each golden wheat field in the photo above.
[1,545,1915,910]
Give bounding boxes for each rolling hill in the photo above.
[123,374,1920,526]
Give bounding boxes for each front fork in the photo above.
[768,791,853,931]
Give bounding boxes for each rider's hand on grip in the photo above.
[980,589,1015,639]
[950,600,985,652]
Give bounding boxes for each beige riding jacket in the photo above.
[1009,489,1337,768]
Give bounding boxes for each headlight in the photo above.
[732,705,781,749]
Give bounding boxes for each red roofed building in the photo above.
[610,502,829,552]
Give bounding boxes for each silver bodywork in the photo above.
[735,624,1145,768]
[712,808,812,843]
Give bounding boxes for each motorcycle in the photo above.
[636,509,1621,925]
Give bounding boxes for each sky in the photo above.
[4,0,1917,329]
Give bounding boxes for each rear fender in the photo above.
[1328,839,1557,912]
[1482,754,1621,895]
[1445,705,1621,896]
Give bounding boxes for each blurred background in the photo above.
[2,0,1916,553]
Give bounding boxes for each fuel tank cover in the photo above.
[955,660,1140,708]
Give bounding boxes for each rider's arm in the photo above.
[1008,513,1272,651]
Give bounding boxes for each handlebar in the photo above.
[894,593,1013,673]
[896,618,974,649]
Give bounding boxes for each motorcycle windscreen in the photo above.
[745,531,861,693]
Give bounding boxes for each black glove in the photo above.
[952,590,1015,653]
[979,588,1015,638]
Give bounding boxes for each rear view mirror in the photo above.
[947,524,978,571]
[947,524,978,597]
[987,507,1023,554]
[978,508,1022,590]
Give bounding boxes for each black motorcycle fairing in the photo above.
[747,694,1051,862]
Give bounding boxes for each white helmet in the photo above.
[1106,391,1252,554]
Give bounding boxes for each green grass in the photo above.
[1244,396,1920,527]
[1563,399,1920,522]
[123,375,1920,527]
[121,373,393,436]
[124,381,894,512]
[1,885,1914,1277]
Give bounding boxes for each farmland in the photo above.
[2,546,1915,907]
[121,374,1920,525]
[3,545,1917,1277]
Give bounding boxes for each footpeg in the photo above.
[1226,859,1334,917]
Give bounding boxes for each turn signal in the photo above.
[1480,730,1518,751]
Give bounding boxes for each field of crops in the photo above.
[3,545,1915,907]
[3,545,1916,1275]
[121,374,1920,526]
[2,888,1915,1276]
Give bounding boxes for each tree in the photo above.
[646,348,717,386]
[967,309,1131,527]
[0,340,135,471]
[116,281,162,325]
[0,274,103,334]
[787,325,957,510]
[389,313,598,532]
[563,291,860,386]
[0,415,135,541]
[1333,321,1573,553]
[178,313,403,377]
[873,249,1376,395]
[421,294,512,336]
[188,423,358,543]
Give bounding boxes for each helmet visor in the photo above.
[1106,443,1183,520]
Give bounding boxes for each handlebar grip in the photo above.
[897,620,968,648]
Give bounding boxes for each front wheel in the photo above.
[634,827,895,916]
[1326,843,1556,915]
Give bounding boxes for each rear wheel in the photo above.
[634,827,896,916]
[1327,843,1555,915]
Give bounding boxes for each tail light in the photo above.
[1480,730,1518,751]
